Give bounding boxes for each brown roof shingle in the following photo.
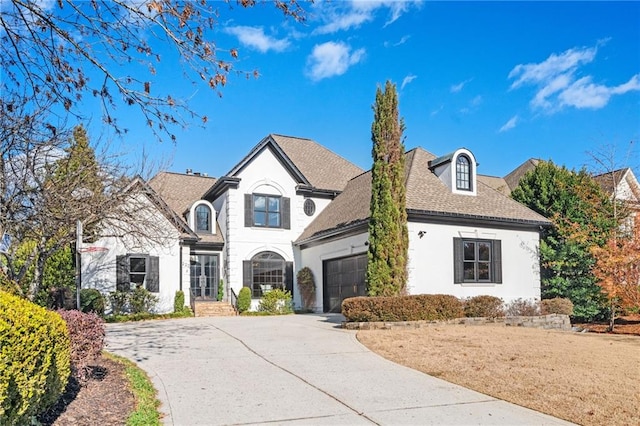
[297,148,550,243]
[149,172,224,243]
[271,134,364,191]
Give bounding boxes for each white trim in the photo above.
[452,148,477,196]
[189,200,216,234]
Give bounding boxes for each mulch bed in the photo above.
[575,315,640,336]
[37,354,135,426]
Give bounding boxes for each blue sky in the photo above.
[88,1,640,179]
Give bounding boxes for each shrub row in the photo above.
[342,294,464,322]
[110,287,158,315]
[342,294,574,322]
[56,310,105,383]
[0,291,71,424]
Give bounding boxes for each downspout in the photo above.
[179,239,183,291]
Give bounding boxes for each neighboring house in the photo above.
[82,134,551,314]
[593,167,640,230]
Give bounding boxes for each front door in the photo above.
[190,254,219,300]
[323,254,367,313]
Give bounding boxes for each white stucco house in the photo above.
[81,134,551,314]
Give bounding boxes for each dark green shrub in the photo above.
[130,287,158,314]
[0,291,71,424]
[505,298,540,316]
[463,295,504,318]
[57,310,105,382]
[341,294,464,322]
[258,289,293,315]
[174,290,186,313]
[79,288,105,316]
[109,291,129,315]
[296,267,316,310]
[237,287,251,313]
[540,298,574,316]
[217,279,224,301]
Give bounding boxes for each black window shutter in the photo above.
[116,255,129,291]
[244,194,252,227]
[282,197,290,229]
[453,238,463,284]
[243,260,252,288]
[285,261,293,294]
[492,240,502,284]
[147,256,160,292]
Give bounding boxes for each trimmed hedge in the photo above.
[463,295,505,318]
[57,310,105,382]
[236,287,251,313]
[342,294,464,322]
[541,297,574,316]
[0,291,71,424]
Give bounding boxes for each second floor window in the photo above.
[456,155,471,191]
[253,194,281,228]
[195,204,211,232]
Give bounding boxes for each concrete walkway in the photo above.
[105,314,572,425]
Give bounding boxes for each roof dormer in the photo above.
[429,148,478,196]
[188,200,216,234]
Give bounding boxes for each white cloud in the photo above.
[508,43,640,111]
[401,74,417,90]
[384,35,411,48]
[450,78,473,93]
[224,26,290,53]
[499,115,518,133]
[313,0,420,34]
[430,105,444,116]
[305,41,365,81]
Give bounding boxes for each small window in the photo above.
[456,155,471,191]
[116,254,160,292]
[195,204,211,232]
[129,257,147,285]
[253,194,281,228]
[303,199,316,216]
[454,238,502,284]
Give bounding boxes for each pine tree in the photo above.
[366,81,408,296]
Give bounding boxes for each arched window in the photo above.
[456,155,471,191]
[195,204,211,232]
[250,251,285,298]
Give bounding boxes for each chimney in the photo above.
[186,169,193,175]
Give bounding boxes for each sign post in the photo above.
[76,220,82,310]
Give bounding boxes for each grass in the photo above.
[357,324,640,426]
[104,352,161,426]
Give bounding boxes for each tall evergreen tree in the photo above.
[366,81,408,296]
[511,160,617,321]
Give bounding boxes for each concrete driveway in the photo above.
[106,314,572,425]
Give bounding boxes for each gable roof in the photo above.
[124,176,198,240]
[150,171,217,217]
[296,148,550,245]
[204,134,363,199]
[503,158,540,194]
[149,171,223,244]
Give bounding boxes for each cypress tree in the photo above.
[366,81,408,296]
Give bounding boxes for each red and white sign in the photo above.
[79,246,109,253]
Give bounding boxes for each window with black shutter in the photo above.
[244,193,290,229]
[453,238,502,284]
[114,254,160,292]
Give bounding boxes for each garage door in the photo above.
[323,254,367,313]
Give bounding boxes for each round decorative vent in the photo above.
[303,198,316,216]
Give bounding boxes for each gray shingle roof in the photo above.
[149,172,224,243]
[270,134,364,191]
[296,148,550,244]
